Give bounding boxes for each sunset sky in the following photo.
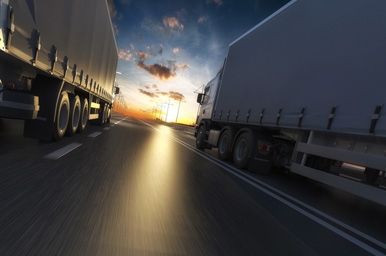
[107,0,289,124]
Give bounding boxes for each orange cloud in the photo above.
[136,51,149,62]
[198,16,208,23]
[177,63,190,69]
[157,92,169,97]
[169,91,185,101]
[163,16,184,31]
[118,48,132,61]
[107,0,117,19]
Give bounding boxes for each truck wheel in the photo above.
[233,131,254,169]
[103,105,109,124]
[100,104,107,125]
[66,95,81,136]
[52,91,70,141]
[106,106,111,123]
[196,125,207,149]
[218,128,234,161]
[98,103,107,125]
[77,97,89,133]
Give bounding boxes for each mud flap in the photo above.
[0,90,39,119]
[24,76,63,141]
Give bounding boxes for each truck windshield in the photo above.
[203,86,210,103]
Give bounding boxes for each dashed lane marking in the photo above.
[44,142,82,160]
[43,117,127,160]
[88,132,102,138]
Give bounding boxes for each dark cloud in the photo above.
[138,63,176,80]
[135,51,185,81]
[138,89,159,98]
[136,58,177,80]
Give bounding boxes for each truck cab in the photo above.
[194,70,221,147]
[196,71,221,122]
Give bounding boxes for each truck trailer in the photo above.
[0,0,118,141]
[195,0,386,206]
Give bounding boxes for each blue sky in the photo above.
[107,0,289,124]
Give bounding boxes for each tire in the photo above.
[103,105,108,124]
[77,97,88,133]
[106,106,111,123]
[196,125,207,149]
[66,95,81,136]
[218,128,234,161]
[98,103,107,125]
[52,91,70,141]
[233,131,255,169]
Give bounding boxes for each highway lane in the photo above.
[0,116,385,255]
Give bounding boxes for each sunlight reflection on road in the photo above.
[109,124,191,254]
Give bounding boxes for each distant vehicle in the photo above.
[195,0,386,206]
[0,0,118,141]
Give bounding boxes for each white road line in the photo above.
[141,119,386,255]
[44,143,82,160]
[114,117,128,125]
[88,132,102,138]
[175,137,385,255]
[44,120,120,160]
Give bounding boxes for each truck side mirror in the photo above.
[115,87,120,94]
[196,93,204,104]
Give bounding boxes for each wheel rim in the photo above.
[82,106,87,125]
[235,138,247,161]
[81,100,88,127]
[73,105,80,127]
[104,106,108,122]
[198,129,203,141]
[219,135,229,154]
[196,126,205,148]
[59,102,69,131]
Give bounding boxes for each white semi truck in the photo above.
[0,0,118,141]
[195,0,386,206]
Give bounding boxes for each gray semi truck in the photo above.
[195,0,386,206]
[0,0,118,141]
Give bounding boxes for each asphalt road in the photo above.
[0,115,385,255]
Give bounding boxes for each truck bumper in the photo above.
[0,90,39,119]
